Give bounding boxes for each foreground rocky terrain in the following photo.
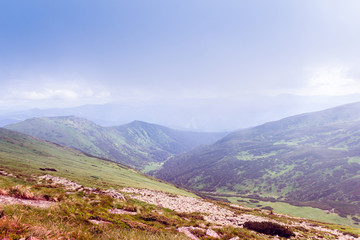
[0,170,359,239]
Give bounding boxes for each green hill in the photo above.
[5,116,225,172]
[1,128,359,239]
[156,102,360,220]
[0,127,194,196]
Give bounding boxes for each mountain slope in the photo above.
[5,116,226,171]
[0,127,194,196]
[156,102,360,217]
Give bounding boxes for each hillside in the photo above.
[5,116,225,172]
[0,127,359,239]
[156,102,360,222]
[0,127,193,195]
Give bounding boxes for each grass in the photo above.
[0,129,195,197]
[1,172,360,239]
[142,162,164,173]
[222,196,360,228]
[348,156,360,164]
[0,176,268,240]
[0,188,190,240]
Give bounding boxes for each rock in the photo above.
[206,228,220,238]
[229,237,240,240]
[89,219,112,225]
[0,170,16,178]
[177,227,200,240]
[0,195,54,208]
[102,189,126,200]
[38,175,82,191]
[109,209,137,215]
[25,237,40,240]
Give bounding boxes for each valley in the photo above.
[1,102,360,238]
[155,102,360,225]
[1,127,359,239]
[5,116,226,172]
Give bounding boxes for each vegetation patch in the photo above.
[141,212,179,226]
[175,212,204,221]
[243,221,295,238]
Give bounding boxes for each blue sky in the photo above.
[1,1,360,130]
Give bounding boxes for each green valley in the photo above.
[5,116,225,172]
[156,102,360,224]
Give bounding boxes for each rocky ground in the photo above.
[0,173,359,239]
[122,187,359,240]
[0,195,54,209]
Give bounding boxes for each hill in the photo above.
[0,127,193,195]
[5,116,225,171]
[0,127,359,239]
[156,102,360,221]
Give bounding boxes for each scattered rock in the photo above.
[25,237,40,240]
[38,175,82,191]
[177,227,201,240]
[89,219,112,225]
[0,170,16,178]
[38,175,126,200]
[229,237,240,240]
[0,195,54,208]
[109,209,137,215]
[206,228,220,238]
[121,188,360,240]
[122,187,267,227]
[102,189,126,200]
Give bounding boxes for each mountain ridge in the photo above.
[156,102,360,219]
[5,116,226,171]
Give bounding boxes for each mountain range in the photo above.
[2,94,360,131]
[156,102,360,217]
[1,127,358,238]
[3,102,360,222]
[5,116,226,172]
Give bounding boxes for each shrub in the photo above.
[343,232,358,238]
[243,221,295,238]
[190,228,206,238]
[141,212,179,226]
[9,185,36,200]
[175,212,204,221]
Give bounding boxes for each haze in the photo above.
[1,0,360,131]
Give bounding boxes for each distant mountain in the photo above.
[2,94,360,131]
[156,102,360,217]
[5,116,226,171]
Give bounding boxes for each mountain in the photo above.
[156,102,360,217]
[5,116,226,171]
[0,127,192,195]
[2,94,360,131]
[1,128,358,239]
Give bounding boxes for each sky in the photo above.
[1,0,360,130]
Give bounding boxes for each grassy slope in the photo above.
[156,102,360,224]
[221,196,357,227]
[0,128,194,197]
[0,128,359,239]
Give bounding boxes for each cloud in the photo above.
[0,78,112,109]
[22,89,79,100]
[297,66,360,96]
[13,87,110,101]
[305,66,360,96]
[260,65,360,97]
